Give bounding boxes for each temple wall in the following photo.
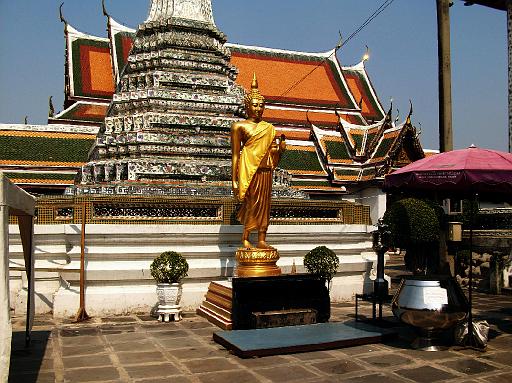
[344,186,387,225]
[8,223,378,318]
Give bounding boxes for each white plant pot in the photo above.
[155,283,183,322]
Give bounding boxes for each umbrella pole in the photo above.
[466,193,478,348]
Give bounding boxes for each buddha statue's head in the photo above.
[244,73,265,122]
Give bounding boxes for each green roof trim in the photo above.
[335,168,360,177]
[373,136,395,159]
[325,140,351,160]
[361,168,377,177]
[291,180,331,187]
[0,136,94,163]
[351,133,364,152]
[279,149,323,172]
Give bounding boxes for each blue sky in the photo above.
[0,0,508,151]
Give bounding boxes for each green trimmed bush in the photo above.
[303,246,340,290]
[383,198,441,274]
[150,251,189,284]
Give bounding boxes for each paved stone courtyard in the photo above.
[8,290,512,383]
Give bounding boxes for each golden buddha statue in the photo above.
[231,73,286,249]
[231,74,285,276]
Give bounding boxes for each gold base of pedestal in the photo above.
[235,248,281,278]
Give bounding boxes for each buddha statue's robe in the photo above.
[236,121,277,232]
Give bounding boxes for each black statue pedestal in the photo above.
[197,274,330,330]
[232,274,330,330]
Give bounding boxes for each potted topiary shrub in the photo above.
[303,246,340,291]
[150,251,189,322]
[383,197,441,275]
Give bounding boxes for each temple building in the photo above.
[0,2,430,215]
[1,0,437,317]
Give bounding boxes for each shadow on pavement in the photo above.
[9,331,52,383]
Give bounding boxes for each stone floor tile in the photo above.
[398,349,460,361]
[63,353,113,369]
[116,351,167,365]
[188,328,216,337]
[62,343,108,356]
[172,346,221,360]
[149,329,190,338]
[180,321,216,330]
[134,377,192,383]
[289,350,336,361]
[9,356,54,373]
[124,363,181,379]
[61,335,103,347]
[310,358,363,375]
[340,373,408,383]
[197,370,260,383]
[8,371,56,383]
[442,358,497,375]
[60,328,99,337]
[183,357,240,373]
[483,373,512,383]
[63,366,120,382]
[111,340,159,353]
[255,365,318,382]
[358,353,411,368]
[395,365,458,382]
[100,325,137,334]
[234,355,291,368]
[156,337,204,349]
[479,351,512,367]
[104,332,147,344]
[487,335,512,348]
[101,316,138,323]
[334,343,384,356]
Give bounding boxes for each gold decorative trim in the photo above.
[235,248,281,278]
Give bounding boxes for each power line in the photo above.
[276,0,396,100]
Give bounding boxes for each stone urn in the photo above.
[150,251,189,322]
[392,275,468,350]
[156,283,183,322]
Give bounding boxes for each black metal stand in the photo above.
[355,293,393,322]
[355,220,393,323]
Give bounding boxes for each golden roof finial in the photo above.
[406,100,413,124]
[362,45,370,62]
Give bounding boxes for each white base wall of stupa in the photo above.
[8,223,380,318]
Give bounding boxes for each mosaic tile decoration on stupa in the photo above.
[0,4,427,197]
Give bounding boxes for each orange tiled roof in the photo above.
[343,66,385,121]
[230,48,355,109]
[0,130,95,140]
[0,160,85,166]
[275,129,311,141]
[7,178,75,185]
[264,108,363,126]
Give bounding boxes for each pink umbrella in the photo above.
[383,145,512,195]
[383,145,512,349]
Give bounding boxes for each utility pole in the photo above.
[508,0,512,152]
[437,0,454,152]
